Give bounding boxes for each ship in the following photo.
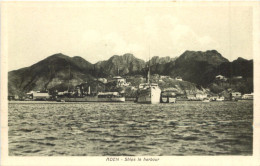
[62,91,125,102]
[202,98,211,102]
[60,64,125,102]
[216,96,225,101]
[136,56,161,104]
[136,83,161,104]
[160,90,176,103]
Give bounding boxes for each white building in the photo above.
[187,95,197,100]
[242,93,253,100]
[160,75,170,79]
[232,92,242,98]
[113,76,129,87]
[175,76,183,81]
[233,76,243,79]
[216,75,227,81]
[98,78,107,83]
[196,93,208,100]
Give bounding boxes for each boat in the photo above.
[136,54,161,104]
[63,92,125,102]
[216,97,224,101]
[161,96,176,103]
[202,98,211,102]
[137,83,161,104]
[160,90,176,103]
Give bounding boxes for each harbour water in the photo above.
[8,101,253,156]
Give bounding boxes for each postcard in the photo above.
[1,1,260,166]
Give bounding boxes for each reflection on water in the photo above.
[8,101,253,156]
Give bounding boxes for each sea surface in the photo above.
[8,101,253,156]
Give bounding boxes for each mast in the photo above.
[88,86,91,95]
[147,47,151,84]
[68,63,70,91]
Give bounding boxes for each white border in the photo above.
[1,1,260,166]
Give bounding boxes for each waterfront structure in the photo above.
[242,93,253,100]
[216,96,225,101]
[8,95,19,101]
[195,93,208,100]
[187,95,197,101]
[202,98,211,102]
[232,92,242,98]
[27,91,50,100]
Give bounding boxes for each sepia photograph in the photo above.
[1,1,260,166]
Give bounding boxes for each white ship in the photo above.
[137,83,161,104]
[63,92,125,102]
[136,57,161,104]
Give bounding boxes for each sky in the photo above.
[3,2,253,71]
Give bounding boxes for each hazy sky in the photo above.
[4,2,253,71]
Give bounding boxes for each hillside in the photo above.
[148,56,177,66]
[94,53,146,76]
[8,50,253,97]
[8,53,95,96]
[150,50,229,85]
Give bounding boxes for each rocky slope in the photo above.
[8,50,253,96]
[94,53,146,76]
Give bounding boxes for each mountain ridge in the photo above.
[8,50,253,96]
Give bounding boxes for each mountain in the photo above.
[8,50,253,97]
[207,57,253,94]
[94,53,146,76]
[148,56,177,66]
[215,57,253,78]
[176,50,229,66]
[149,50,230,85]
[8,53,95,96]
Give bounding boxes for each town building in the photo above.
[195,93,208,100]
[175,76,183,81]
[216,75,227,81]
[242,93,253,100]
[233,76,243,79]
[98,78,107,83]
[160,75,171,79]
[113,76,129,87]
[8,95,18,101]
[232,92,242,98]
[187,95,197,101]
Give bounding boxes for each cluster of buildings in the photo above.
[231,92,254,100]
[96,76,130,87]
[186,91,254,101]
[157,75,183,82]
[215,75,243,81]
[113,76,130,87]
[8,74,253,101]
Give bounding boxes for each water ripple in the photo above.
[8,101,253,156]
